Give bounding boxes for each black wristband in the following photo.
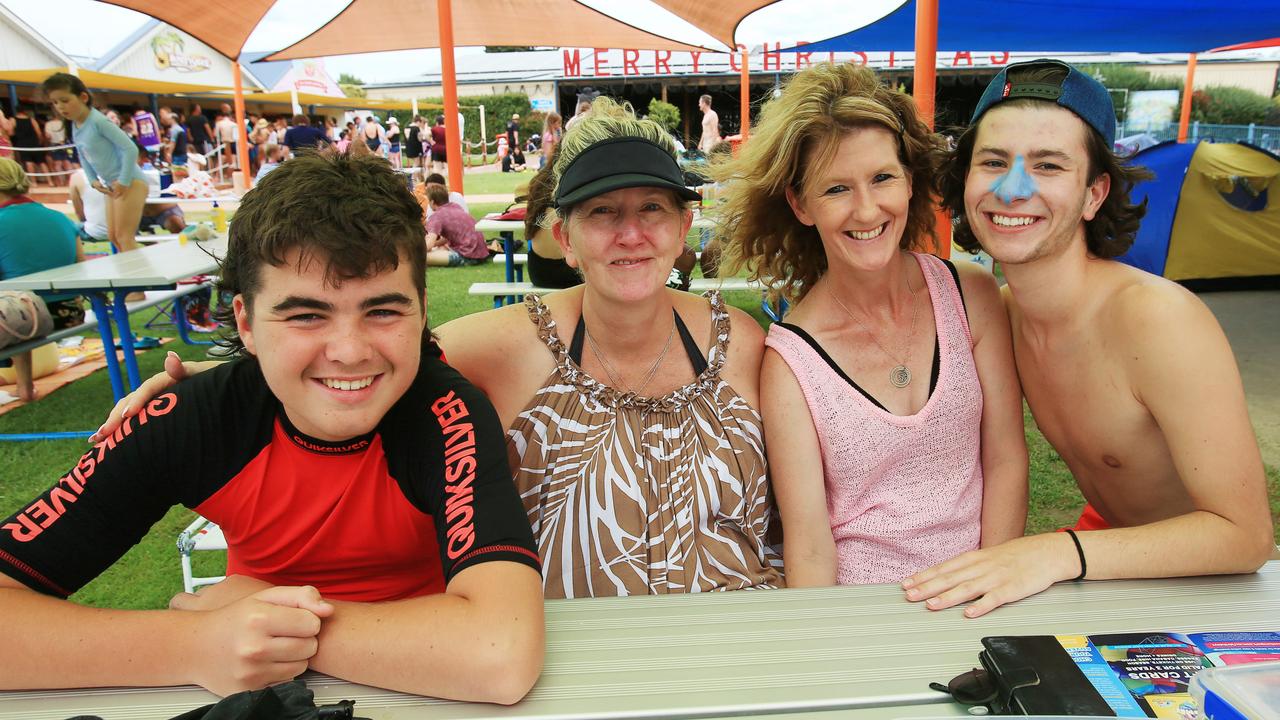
[1064,529,1087,581]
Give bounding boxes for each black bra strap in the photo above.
[571,311,708,374]
[674,312,709,376]
[569,314,587,364]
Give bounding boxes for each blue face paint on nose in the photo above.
[989,155,1037,204]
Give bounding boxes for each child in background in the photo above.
[43,73,147,258]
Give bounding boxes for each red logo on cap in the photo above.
[1002,82,1011,98]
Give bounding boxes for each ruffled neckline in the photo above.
[524,291,731,412]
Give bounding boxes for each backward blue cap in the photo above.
[971,59,1116,147]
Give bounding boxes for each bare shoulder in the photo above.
[949,259,1005,339]
[435,301,537,381]
[1102,263,1220,342]
[722,302,765,361]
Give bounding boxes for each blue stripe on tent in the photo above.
[1117,141,1199,276]
[795,1,1280,53]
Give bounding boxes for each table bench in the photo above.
[468,277,786,320]
[0,239,226,403]
[0,283,216,441]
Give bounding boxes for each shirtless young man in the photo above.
[905,59,1275,617]
[698,94,721,153]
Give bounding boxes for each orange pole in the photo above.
[437,0,464,193]
[912,0,938,128]
[1177,53,1197,143]
[232,61,252,189]
[739,49,750,140]
[912,0,948,258]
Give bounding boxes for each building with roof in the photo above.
[365,45,1280,143]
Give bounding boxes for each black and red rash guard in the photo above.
[0,346,540,602]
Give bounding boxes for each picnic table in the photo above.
[143,195,241,207]
[2,561,1274,720]
[0,237,226,402]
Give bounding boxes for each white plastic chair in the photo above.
[176,515,227,593]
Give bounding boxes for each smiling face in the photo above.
[235,248,425,442]
[786,125,912,274]
[963,103,1110,266]
[553,186,693,303]
[45,89,91,124]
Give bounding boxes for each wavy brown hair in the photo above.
[712,62,943,303]
[938,65,1152,259]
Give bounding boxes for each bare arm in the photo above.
[310,562,543,703]
[0,573,331,695]
[760,349,837,586]
[69,181,87,222]
[956,263,1027,547]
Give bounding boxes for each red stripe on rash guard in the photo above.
[455,544,541,568]
[0,548,71,597]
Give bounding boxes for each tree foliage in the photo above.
[646,98,681,133]
[1191,86,1274,124]
[1082,64,1276,125]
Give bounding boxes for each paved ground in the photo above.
[1200,290,1280,467]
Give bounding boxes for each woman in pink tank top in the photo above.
[711,63,1029,589]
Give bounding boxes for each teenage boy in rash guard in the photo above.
[0,150,544,701]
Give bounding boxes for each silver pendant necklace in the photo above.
[831,261,920,389]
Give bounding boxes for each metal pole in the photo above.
[1178,53,1197,143]
[437,0,464,193]
[739,50,750,140]
[479,104,487,166]
[913,0,948,258]
[232,61,252,189]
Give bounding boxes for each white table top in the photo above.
[0,237,225,292]
[2,562,1275,720]
[144,195,240,206]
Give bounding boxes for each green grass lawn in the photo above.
[2,205,1277,611]
[457,168,534,197]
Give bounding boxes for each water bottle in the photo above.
[212,201,227,233]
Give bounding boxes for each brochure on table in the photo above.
[1054,631,1280,718]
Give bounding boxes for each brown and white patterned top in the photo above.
[507,291,783,598]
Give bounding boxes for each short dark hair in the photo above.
[425,182,450,207]
[213,149,426,354]
[41,72,91,105]
[425,172,446,186]
[291,114,309,126]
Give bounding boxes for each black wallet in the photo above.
[940,635,1118,715]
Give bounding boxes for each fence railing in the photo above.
[1118,121,1280,153]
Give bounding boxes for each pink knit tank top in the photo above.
[764,252,983,585]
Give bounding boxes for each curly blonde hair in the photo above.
[712,63,943,303]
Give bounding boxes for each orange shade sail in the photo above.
[647,0,776,48]
[99,1,277,60]
[266,0,718,61]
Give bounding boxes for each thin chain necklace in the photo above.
[831,261,920,389]
[584,312,676,396]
